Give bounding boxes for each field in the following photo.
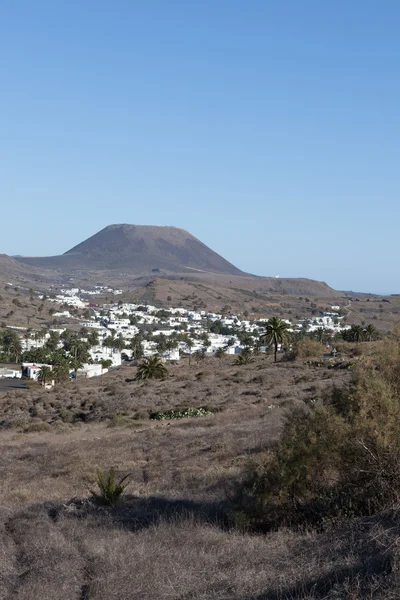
[3,351,400,599]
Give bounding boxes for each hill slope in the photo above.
[0,254,59,284]
[15,224,245,275]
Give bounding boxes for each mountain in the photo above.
[0,254,57,283]
[10,224,341,300]
[15,224,245,276]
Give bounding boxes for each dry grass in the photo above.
[0,355,399,598]
[0,356,351,429]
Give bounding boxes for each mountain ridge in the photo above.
[8,224,340,299]
[16,224,245,276]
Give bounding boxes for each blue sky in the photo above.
[1,1,399,293]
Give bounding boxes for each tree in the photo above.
[261,317,291,362]
[24,328,32,350]
[99,359,112,369]
[53,362,70,384]
[136,356,168,380]
[60,328,73,345]
[69,340,90,364]
[103,335,115,349]
[199,333,211,350]
[33,329,46,348]
[45,330,60,352]
[131,334,144,359]
[184,337,194,366]
[87,331,99,347]
[238,333,254,350]
[215,347,226,359]
[365,324,376,342]
[0,330,22,363]
[347,324,364,343]
[21,346,50,364]
[194,349,206,362]
[37,365,53,386]
[69,358,83,380]
[112,336,126,352]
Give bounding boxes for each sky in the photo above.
[1,1,399,293]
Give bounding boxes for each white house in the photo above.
[78,363,106,378]
[161,349,180,361]
[22,363,52,380]
[0,365,22,379]
[89,347,122,367]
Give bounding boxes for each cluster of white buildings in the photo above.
[2,286,351,387]
[297,312,350,335]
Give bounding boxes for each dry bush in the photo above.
[233,337,400,532]
[289,338,326,359]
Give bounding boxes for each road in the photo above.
[0,378,28,392]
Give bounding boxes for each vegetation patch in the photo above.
[232,334,400,532]
[149,406,215,420]
[90,467,131,506]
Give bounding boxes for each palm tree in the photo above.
[53,362,70,384]
[33,329,46,348]
[194,349,206,362]
[215,347,226,359]
[130,334,144,359]
[185,338,194,366]
[69,358,83,381]
[45,330,60,352]
[103,336,115,350]
[3,331,22,363]
[87,331,99,347]
[350,325,364,343]
[112,336,126,352]
[37,365,52,386]
[365,324,376,342]
[69,340,90,364]
[136,356,168,380]
[24,328,32,351]
[261,317,291,362]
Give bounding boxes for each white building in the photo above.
[0,366,22,379]
[22,363,52,381]
[78,363,106,378]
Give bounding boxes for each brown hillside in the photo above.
[0,254,61,285]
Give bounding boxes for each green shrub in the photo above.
[232,333,400,531]
[108,414,135,427]
[234,354,255,365]
[90,467,130,506]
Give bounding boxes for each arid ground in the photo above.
[1,352,400,599]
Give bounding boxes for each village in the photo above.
[0,284,351,387]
